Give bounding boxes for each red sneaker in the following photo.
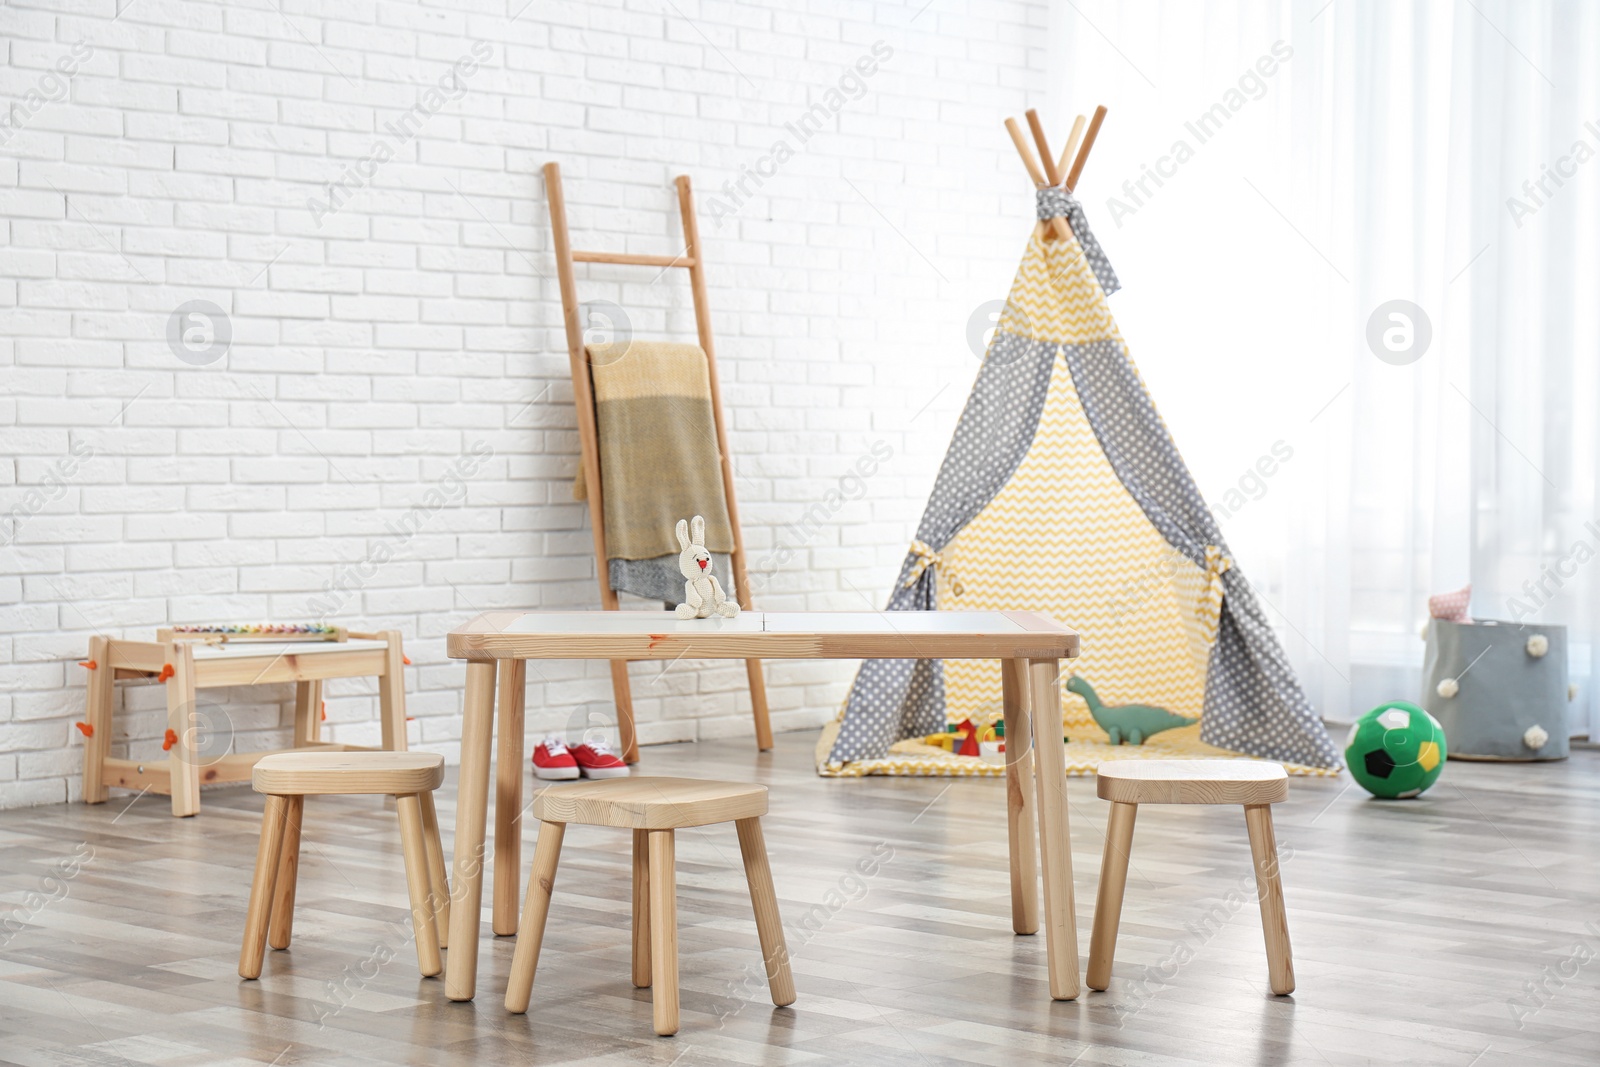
[532,737,580,781]
[571,739,629,779]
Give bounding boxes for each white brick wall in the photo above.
[0,0,1048,809]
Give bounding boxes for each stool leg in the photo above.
[648,830,679,1036]
[632,829,651,988]
[735,817,795,1007]
[240,794,290,979]
[419,791,450,948]
[268,795,304,950]
[397,793,442,977]
[1244,803,1294,995]
[1086,801,1137,991]
[505,821,566,1014]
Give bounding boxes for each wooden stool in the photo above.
[239,752,450,981]
[504,777,795,1036]
[1087,760,1294,995]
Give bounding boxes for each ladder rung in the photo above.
[571,249,695,268]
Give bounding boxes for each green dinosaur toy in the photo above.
[1066,676,1197,745]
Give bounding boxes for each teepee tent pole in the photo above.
[1005,116,1048,184]
[1066,105,1108,192]
[1025,109,1062,185]
[1056,114,1088,184]
[1005,117,1074,242]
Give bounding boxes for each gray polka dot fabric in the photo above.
[911,333,1059,551]
[827,334,1058,763]
[1203,588,1342,766]
[1037,188,1120,296]
[1061,340,1342,768]
[1061,339,1214,571]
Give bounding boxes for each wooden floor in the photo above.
[3,733,1599,1066]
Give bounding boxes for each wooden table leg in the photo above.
[492,658,527,936]
[166,642,201,818]
[445,659,498,1001]
[746,659,773,752]
[1001,658,1038,935]
[611,660,639,763]
[1026,657,1081,1000]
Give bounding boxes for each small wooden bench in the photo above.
[503,776,795,1036]
[79,629,409,816]
[1087,759,1295,996]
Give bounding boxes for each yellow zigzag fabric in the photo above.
[938,229,1223,739]
[999,229,1120,346]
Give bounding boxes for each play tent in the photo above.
[818,112,1342,778]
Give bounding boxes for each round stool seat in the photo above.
[1095,759,1288,806]
[532,776,767,829]
[253,751,445,796]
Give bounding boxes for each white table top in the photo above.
[448,610,1077,661]
[497,611,1030,635]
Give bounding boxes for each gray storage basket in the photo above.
[1420,618,1569,761]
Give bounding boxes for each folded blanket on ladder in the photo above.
[575,340,736,603]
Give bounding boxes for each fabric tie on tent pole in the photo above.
[903,540,944,588]
[1034,187,1120,297]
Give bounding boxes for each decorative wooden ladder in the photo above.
[542,162,771,763]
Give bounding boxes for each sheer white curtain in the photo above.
[1049,0,1600,735]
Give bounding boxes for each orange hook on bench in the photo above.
[75,722,94,737]
[162,728,178,751]
[157,663,174,683]
[79,659,98,670]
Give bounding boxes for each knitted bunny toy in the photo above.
[674,515,739,619]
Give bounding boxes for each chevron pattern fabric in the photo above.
[935,351,1219,734]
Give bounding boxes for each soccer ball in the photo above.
[1344,701,1447,799]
